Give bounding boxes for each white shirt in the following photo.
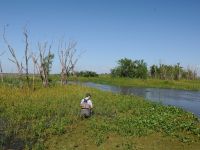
[80,96,93,108]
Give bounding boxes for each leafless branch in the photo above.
[37,42,54,87]
[58,40,82,85]
[23,27,30,85]
[3,25,23,75]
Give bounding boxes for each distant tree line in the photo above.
[111,58,198,80]
[150,63,198,80]
[76,70,99,77]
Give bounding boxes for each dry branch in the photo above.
[37,42,54,87]
[3,26,23,75]
[58,40,82,85]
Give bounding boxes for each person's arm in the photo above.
[88,100,93,109]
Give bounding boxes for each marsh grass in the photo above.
[0,85,200,149]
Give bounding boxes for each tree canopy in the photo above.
[111,58,148,79]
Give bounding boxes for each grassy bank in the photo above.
[69,75,200,91]
[0,85,200,149]
[2,74,200,91]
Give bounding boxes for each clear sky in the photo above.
[0,0,200,74]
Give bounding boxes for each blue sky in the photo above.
[0,0,200,73]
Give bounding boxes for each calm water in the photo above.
[71,81,200,118]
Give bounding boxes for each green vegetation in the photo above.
[0,84,200,149]
[150,63,198,80]
[2,74,200,91]
[111,58,198,81]
[111,58,148,79]
[69,75,200,91]
[76,70,99,77]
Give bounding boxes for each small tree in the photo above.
[150,65,158,78]
[111,58,148,79]
[58,40,80,85]
[134,60,148,79]
[174,63,183,80]
[111,58,135,78]
[37,42,54,87]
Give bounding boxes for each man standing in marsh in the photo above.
[80,93,93,118]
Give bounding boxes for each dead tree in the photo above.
[3,26,23,76]
[37,42,54,87]
[23,27,31,86]
[3,26,32,87]
[31,53,38,89]
[58,40,80,85]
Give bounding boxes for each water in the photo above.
[70,81,200,118]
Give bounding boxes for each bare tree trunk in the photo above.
[0,61,3,83]
[58,40,82,85]
[31,53,38,90]
[23,28,30,87]
[39,42,47,87]
[43,78,49,87]
[61,69,67,85]
[33,62,35,89]
[38,42,54,87]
